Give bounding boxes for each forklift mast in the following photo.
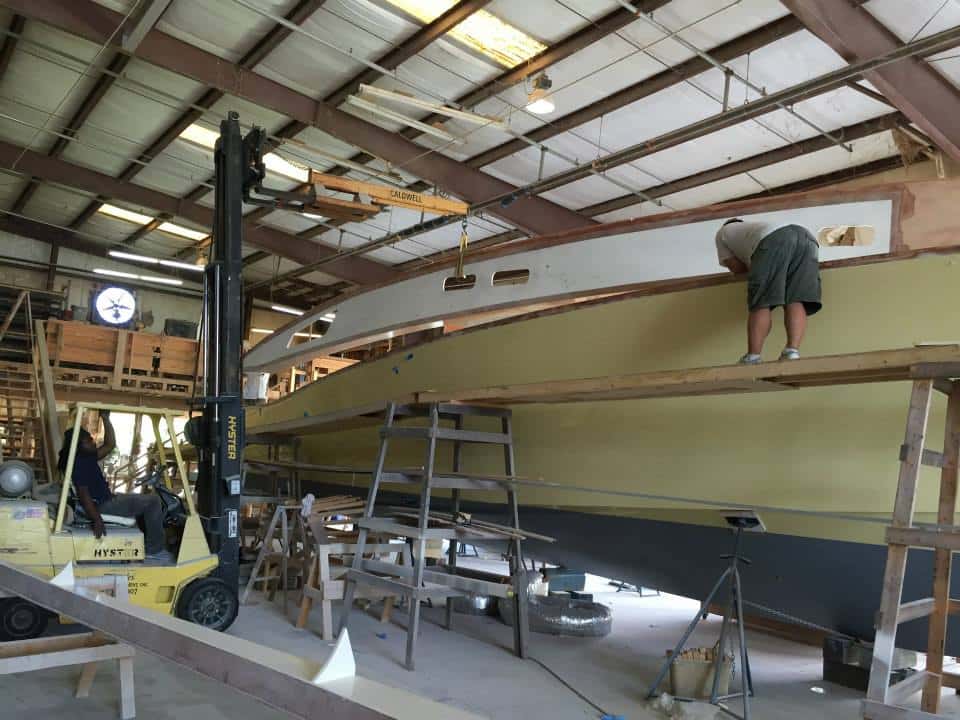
[195,112,262,591]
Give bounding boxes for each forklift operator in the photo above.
[58,411,171,562]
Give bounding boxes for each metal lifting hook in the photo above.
[455,217,470,279]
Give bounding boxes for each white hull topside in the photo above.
[243,193,895,373]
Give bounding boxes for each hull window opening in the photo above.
[444,274,477,291]
[492,269,530,286]
[818,225,875,247]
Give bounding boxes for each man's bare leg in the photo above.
[747,307,772,355]
[784,302,807,350]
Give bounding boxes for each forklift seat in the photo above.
[71,504,137,529]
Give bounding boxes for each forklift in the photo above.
[0,113,259,639]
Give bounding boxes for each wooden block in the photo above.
[119,656,135,720]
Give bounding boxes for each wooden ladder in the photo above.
[863,377,960,719]
[338,401,530,671]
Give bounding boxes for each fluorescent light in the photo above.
[383,0,546,68]
[159,259,205,272]
[158,221,208,242]
[109,250,158,264]
[94,268,139,280]
[110,250,205,273]
[271,304,305,316]
[356,84,506,127]
[263,152,309,182]
[94,267,184,286]
[250,328,274,335]
[179,123,218,149]
[293,332,323,339]
[141,275,184,286]
[345,95,465,144]
[322,313,336,321]
[98,203,152,225]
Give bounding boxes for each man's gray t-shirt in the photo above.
[715,221,789,267]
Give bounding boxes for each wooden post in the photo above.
[112,329,128,390]
[921,387,960,712]
[866,380,934,703]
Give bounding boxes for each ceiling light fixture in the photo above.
[94,268,184,286]
[109,250,158,264]
[345,95,465,144]
[271,304,306,316]
[526,73,555,115]
[250,328,274,335]
[356,84,506,128]
[159,258,206,272]
[94,268,138,280]
[109,250,205,272]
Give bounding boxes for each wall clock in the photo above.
[93,286,136,326]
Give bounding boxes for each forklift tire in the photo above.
[175,577,239,632]
[0,598,48,641]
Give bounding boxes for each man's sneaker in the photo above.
[145,550,175,565]
[780,348,801,361]
[738,353,762,365]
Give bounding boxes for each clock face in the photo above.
[94,286,136,325]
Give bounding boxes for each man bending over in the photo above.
[58,411,172,563]
[715,219,822,364]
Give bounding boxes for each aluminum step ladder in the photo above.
[338,401,530,671]
[863,377,960,719]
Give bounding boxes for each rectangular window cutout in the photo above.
[818,225,875,247]
[444,274,476,291]
[492,269,530,286]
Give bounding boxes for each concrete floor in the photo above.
[4,572,960,719]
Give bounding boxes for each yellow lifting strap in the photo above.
[455,217,470,279]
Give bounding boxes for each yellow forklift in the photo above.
[0,113,257,639]
[0,402,234,639]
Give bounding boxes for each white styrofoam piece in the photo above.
[244,199,893,371]
[311,629,356,684]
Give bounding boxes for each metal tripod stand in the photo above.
[648,515,759,720]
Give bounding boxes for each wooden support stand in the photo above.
[863,378,960,719]
[297,537,411,642]
[241,503,309,613]
[0,633,136,719]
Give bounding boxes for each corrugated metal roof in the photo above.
[0,0,954,294]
